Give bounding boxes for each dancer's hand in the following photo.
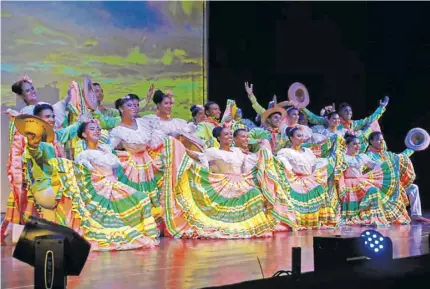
[380,96,389,107]
[146,84,156,101]
[245,82,253,96]
[64,84,73,105]
[4,108,19,117]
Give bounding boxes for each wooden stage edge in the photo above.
[1,223,430,289]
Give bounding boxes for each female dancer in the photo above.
[338,133,410,226]
[276,127,338,229]
[108,95,161,209]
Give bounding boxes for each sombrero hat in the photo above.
[261,106,287,125]
[83,76,98,110]
[405,128,430,151]
[288,82,310,109]
[15,114,55,143]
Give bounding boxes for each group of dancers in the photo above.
[1,75,429,251]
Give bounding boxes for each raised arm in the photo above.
[352,96,389,131]
[400,148,414,158]
[139,84,156,111]
[245,82,267,115]
[301,108,327,126]
[52,85,73,128]
[92,109,120,130]
[55,121,81,144]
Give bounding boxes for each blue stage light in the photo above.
[360,229,393,261]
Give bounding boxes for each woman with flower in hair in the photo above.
[8,75,71,127]
[107,95,162,211]
[338,133,410,226]
[276,126,338,229]
[140,90,200,149]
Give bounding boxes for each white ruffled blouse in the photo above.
[75,144,121,176]
[198,147,247,174]
[141,114,196,148]
[109,118,153,152]
[344,154,377,177]
[277,147,327,175]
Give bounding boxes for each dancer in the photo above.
[301,97,389,132]
[108,95,161,209]
[338,133,410,226]
[204,101,222,126]
[366,131,430,223]
[276,127,338,229]
[92,82,120,118]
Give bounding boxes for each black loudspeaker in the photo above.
[34,235,67,289]
[291,247,301,279]
[13,217,91,289]
[313,235,364,273]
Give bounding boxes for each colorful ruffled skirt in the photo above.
[160,137,298,239]
[276,159,338,229]
[49,158,160,251]
[338,159,410,226]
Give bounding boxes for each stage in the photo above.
[1,223,430,289]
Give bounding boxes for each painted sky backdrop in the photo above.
[1,1,206,118]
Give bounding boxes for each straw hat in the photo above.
[288,82,310,109]
[261,106,287,125]
[405,128,430,151]
[15,114,55,143]
[83,76,98,110]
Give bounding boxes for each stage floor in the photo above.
[2,223,430,289]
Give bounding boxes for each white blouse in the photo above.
[141,114,196,148]
[109,118,153,152]
[344,153,377,177]
[243,152,258,173]
[277,147,327,175]
[198,147,247,174]
[75,144,121,175]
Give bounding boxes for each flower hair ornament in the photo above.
[166,90,175,104]
[122,94,132,101]
[18,74,33,84]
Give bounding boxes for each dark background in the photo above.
[208,1,430,209]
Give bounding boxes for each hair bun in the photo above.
[153,90,167,104]
[190,104,197,112]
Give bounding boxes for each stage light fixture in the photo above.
[13,216,91,289]
[360,230,393,261]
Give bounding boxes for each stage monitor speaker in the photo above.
[13,216,91,276]
[313,235,364,273]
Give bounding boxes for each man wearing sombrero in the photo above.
[247,103,289,154]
